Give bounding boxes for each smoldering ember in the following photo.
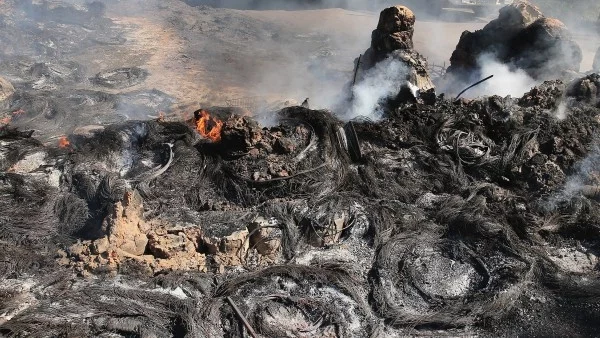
[1,0,600,337]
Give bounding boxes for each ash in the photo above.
[1,1,600,338]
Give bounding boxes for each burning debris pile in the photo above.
[445,1,583,92]
[3,76,600,336]
[1,1,600,337]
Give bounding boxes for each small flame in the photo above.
[0,116,10,125]
[58,136,70,148]
[195,110,223,142]
[157,111,165,122]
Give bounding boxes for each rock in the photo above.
[248,217,281,257]
[101,190,149,256]
[510,18,582,79]
[221,115,263,152]
[356,6,434,101]
[59,192,279,274]
[151,252,207,273]
[55,249,70,266]
[213,229,249,268]
[91,237,110,255]
[146,227,206,273]
[371,5,416,53]
[147,228,198,259]
[0,76,14,103]
[445,1,581,87]
[68,241,90,258]
[566,74,600,102]
[594,47,600,72]
[274,137,295,154]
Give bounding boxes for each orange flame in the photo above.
[0,116,10,125]
[195,110,223,142]
[58,136,70,148]
[157,111,165,122]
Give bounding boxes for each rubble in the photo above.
[63,187,281,275]
[446,1,582,87]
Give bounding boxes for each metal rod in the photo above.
[226,296,258,338]
[454,74,494,101]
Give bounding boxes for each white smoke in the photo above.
[554,100,569,120]
[457,54,537,99]
[545,142,600,209]
[344,57,408,120]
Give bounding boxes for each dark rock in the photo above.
[446,1,581,86]
[355,6,434,102]
[567,73,600,102]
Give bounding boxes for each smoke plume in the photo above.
[546,141,600,209]
[342,57,408,121]
[455,54,537,99]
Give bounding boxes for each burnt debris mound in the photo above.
[2,72,600,336]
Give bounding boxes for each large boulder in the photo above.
[356,6,434,98]
[446,1,581,85]
[509,18,582,79]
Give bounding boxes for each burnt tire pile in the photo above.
[2,75,600,337]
